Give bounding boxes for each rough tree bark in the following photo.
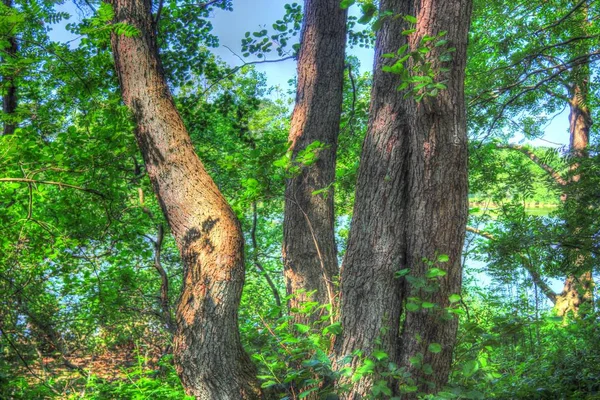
[336,0,471,397]
[555,67,594,317]
[399,1,471,394]
[108,0,260,398]
[2,0,18,136]
[335,0,412,396]
[283,0,347,323]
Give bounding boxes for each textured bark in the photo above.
[399,0,471,394]
[108,0,260,398]
[555,271,594,316]
[337,0,471,397]
[555,72,594,317]
[336,1,412,397]
[2,0,18,136]
[283,0,347,323]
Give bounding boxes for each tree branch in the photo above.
[0,178,107,197]
[534,0,588,34]
[153,224,175,334]
[496,144,568,186]
[251,202,282,312]
[466,226,558,304]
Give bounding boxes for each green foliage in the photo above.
[242,297,339,399]
[1,0,599,398]
[241,2,302,59]
[381,26,455,102]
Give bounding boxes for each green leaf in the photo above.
[340,0,355,9]
[422,363,434,375]
[437,254,450,262]
[323,322,342,335]
[449,294,461,303]
[372,349,389,361]
[409,355,422,367]
[426,267,447,278]
[294,323,310,334]
[395,268,410,278]
[406,302,420,312]
[403,15,417,24]
[397,44,409,55]
[428,343,442,353]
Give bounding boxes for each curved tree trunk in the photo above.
[108,0,260,398]
[336,0,471,397]
[283,0,347,324]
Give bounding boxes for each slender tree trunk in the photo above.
[2,0,18,136]
[283,0,347,324]
[252,202,283,312]
[555,71,594,317]
[108,0,260,398]
[153,224,176,334]
[337,0,471,397]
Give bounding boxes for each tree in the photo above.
[283,0,347,322]
[467,0,598,317]
[107,0,260,397]
[336,0,472,396]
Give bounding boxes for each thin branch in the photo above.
[154,0,164,26]
[0,178,106,198]
[465,226,494,240]
[465,226,557,303]
[287,193,336,323]
[202,56,295,96]
[251,202,282,312]
[340,63,357,137]
[496,144,568,186]
[153,224,175,334]
[0,324,60,395]
[534,0,590,34]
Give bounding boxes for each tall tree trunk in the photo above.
[2,0,18,136]
[108,0,260,398]
[555,69,594,317]
[335,0,412,397]
[283,0,347,323]
[336,0,471,397]
[398,0,471,394]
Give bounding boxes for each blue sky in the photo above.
[209,0,374,88]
